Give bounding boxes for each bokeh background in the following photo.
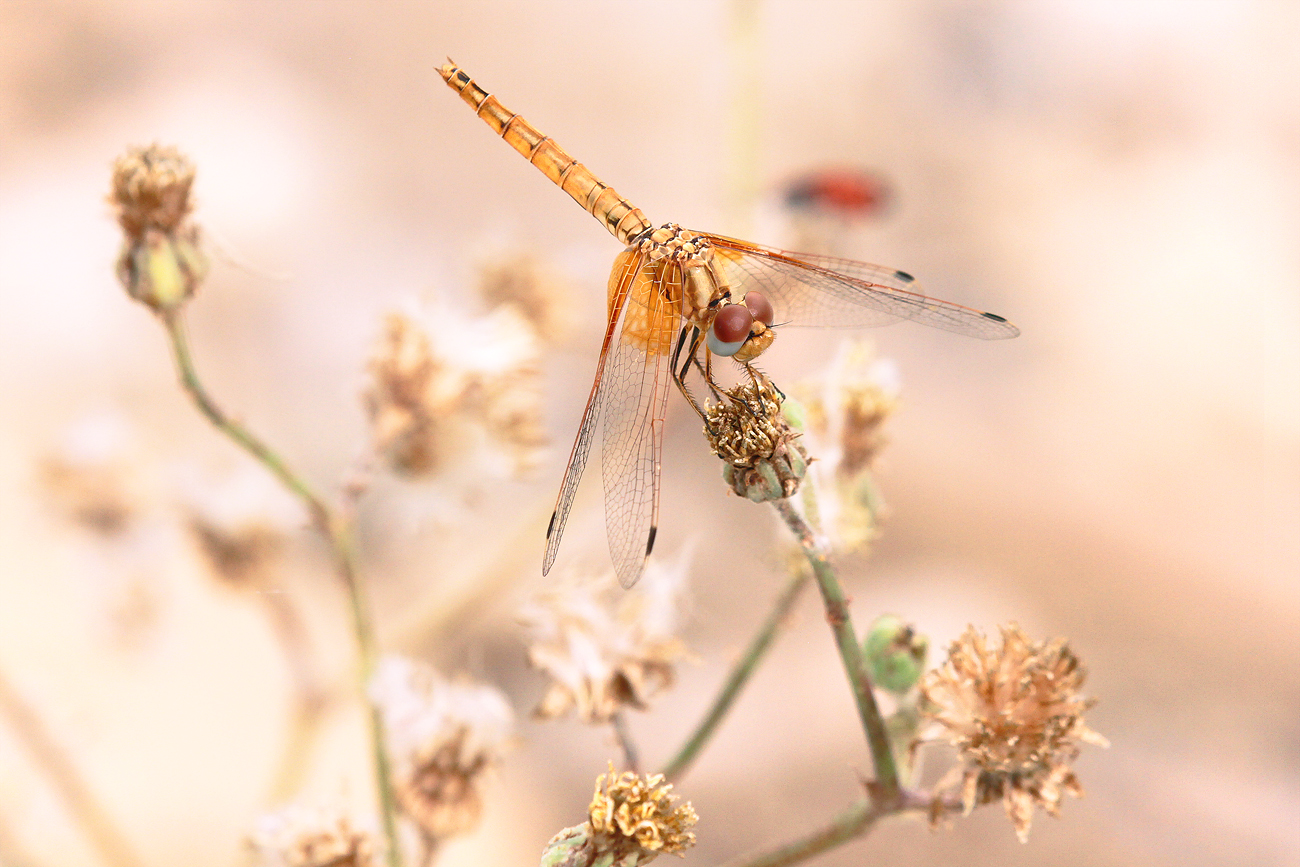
[1,1,1297,865]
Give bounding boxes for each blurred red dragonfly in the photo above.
[440,63,1018,589]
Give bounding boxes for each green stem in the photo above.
[719,798,880,867]
[659,568,810,782]
[0,663,143,867]
[771,499,900,805]
[161,311,403,867]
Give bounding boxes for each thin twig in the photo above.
[160,310,403,867]
[0,663,143,867]
[719,798,880,867]
[771,498,900,805]
[660,567,810,781]
[610,711,641,774]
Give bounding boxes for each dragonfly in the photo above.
[439,62,1019,589]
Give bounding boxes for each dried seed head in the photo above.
[42,412,149,536]
[787,340,898,554]
[588,763,698,859]
[915,624,1109,843]
[364,305,547,478]
[477,253,575,343]
[110,144,207,311]
[520,558,690,724]
[176,465,304,589]
[369,656,514,841]
[250,805,378,867]
[704,373,808,503]
[110,144,196,238]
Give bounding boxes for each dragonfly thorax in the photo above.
[633,223,728,323]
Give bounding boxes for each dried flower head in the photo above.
[521,557,690,724]
[369,656,514,841]
[365,305,546,478]
[41,412,149,535]
[478,253,575,343]
[250,805,378,867]
[789,340,898,554]
[587,763,697,859]
[176,464,304,588]
[110,144,207,310]
[704,371,809,503]
[915,624,1108,843]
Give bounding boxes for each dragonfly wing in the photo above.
[706,234,1019,339]
[599,253,679,588]
[543,258,629,577]
[543,250,676,590]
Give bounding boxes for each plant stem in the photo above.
[161,311,403,867]
[719,798,881,867]
[659,568,810,782]
[771,498,900,805]
[0,663,142,867]
[610,711,641,774]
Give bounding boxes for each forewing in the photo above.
[542,255,633,577]
[705,234,1019,339]
[599,255,680,588]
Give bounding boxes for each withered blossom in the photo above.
[915,624,1108,843]
[789,339,898,554]
[588,763,697,857]
[176,464,304,588]
[704,371,809,503]
[364,305,546,479]
[477,252,576,343]
[109,143,207,311]
[250,805,378,867]
[41,412,150,535]
[520,557,690,724]
[540,764,698,866]
[368,656,514,841]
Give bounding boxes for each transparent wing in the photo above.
[543,250,678,590]
[599,255,680,588]
[542,256,629,577]
[705,234,1019,339]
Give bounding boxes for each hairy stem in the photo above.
[771,498,900,804]
[161,311,402,866]
[660,568,810,781]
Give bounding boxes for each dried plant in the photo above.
[915,624,1109,842]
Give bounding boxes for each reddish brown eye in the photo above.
[743,291,774,325]
[711,304,754,343]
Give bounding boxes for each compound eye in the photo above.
[707,303,754,357]
[743,291,774,326]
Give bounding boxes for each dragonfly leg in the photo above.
[671,325,710,424]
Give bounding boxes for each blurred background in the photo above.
[0,0,1297,865]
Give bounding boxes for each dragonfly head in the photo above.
[706,291,776,363]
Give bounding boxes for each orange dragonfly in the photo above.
[439,63,1019,589]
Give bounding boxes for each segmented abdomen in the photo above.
[440,64,653,246]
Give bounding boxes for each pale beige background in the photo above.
[0,1,1296,866]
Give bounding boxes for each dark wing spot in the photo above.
[893,270,915,283]
[546,510,557,538]
[645,525,657,556]
[982,312,1008,323]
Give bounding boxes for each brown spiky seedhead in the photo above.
[110,143,207,310]
[588,763,697,859]
[705,374,808,502]
[110,144,196,239]
[915,624,1109,843]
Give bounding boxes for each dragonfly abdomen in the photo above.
[440,63,653,246]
